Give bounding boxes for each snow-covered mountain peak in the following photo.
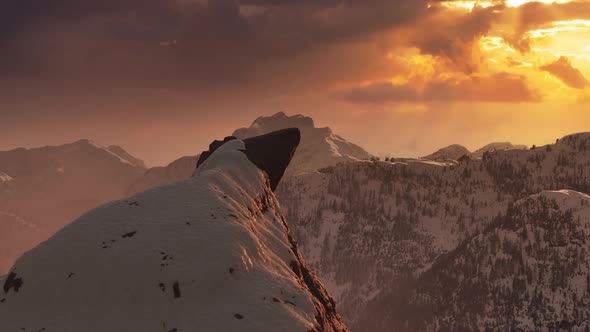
[57,139,147,169]
[0,130,348,332]
[233,112,371,175]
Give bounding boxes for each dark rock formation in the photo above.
[197,128,301,191]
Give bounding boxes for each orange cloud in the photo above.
[540,56,589,89]
[338,72,540,104]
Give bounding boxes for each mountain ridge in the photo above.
[278,131,590,331]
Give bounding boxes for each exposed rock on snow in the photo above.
[0,129,348,332]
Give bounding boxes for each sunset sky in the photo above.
[1,0,590,166]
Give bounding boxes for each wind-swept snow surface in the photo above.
[0,130,348,332]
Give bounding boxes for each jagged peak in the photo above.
[246,112,315,132]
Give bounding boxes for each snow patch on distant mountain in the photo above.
[424,142,528,161]
[0,172,12,183]
[106,145,147,169]
[472,142,528,158]
[423,144,471,161]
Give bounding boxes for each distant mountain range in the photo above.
[3,114,590,331]
[278,132,590,331]
[0,112,371,273]
[424,142,528,161]
[0,139,146,274]
[126,112,371,195]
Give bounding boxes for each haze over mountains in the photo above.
[0,139,146,274]
[2,113,590,331]
[0,113,371,274]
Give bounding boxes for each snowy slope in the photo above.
[106,145,147,168]
[390,190,590,331]
[233,112,372,175]
[0,131,348,332]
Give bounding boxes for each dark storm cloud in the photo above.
[338,72,541,104]
[0,0,433,84]
[540,56,589,89]
[411,4,503,73]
